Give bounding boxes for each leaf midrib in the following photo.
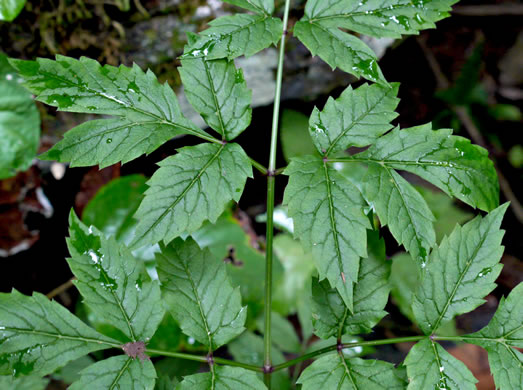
[33,69,205,139]
[431,227,489,332]
[322,162,345,286]
[109,357,132,390]
[134,143,226,245]
[309,3,432,22]
[383,166,427,259]
[181,258,214,350]
[202,59,227,139]
[1,327,119,347]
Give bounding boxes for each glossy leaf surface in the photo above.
[179,57,251,140]
[156,238,246,350]
[284,155,371,310]
[412,204,508,334]
[0,290,117,377]
[67,212,164,342]
[294,21,387,84]
[309,83,399,155]
[301,0,458,39]
[182,14,282,60]
[69,356,156,390]
[359,124,499,212]
[11,56,209,168]
[131,142,252,249]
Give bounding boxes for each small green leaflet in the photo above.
[359,124,499,212]
[69,355,156,390]
[301,0,458,38]
[11,55,209,168]
[412,204,508,334]
[363,162,436,263]
[283,155,371,311]
[0,0,26,21]
[466,283,523,390]
[222,0,274,15]
[351,123,498,263]
[0,290,118,377]
[405,338,477,390]
[131,142,252,249]
[309,83,399,155]
[67,212,165,342]
[297,355,406,389]
[179,57,252,140]
[181,14,282,60]
[293,21,387,84]
[177,366,267,389]
[311,231,390,339]
[295,0,457,82]
[156,238,246,350]
[0,60,40,179]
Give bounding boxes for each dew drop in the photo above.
[106,138,113,144]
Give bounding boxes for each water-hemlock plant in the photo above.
[1,0,521,389]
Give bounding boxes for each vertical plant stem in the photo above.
[264,0,292,386]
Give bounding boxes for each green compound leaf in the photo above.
[358,124,499,212]
[309,83,399,156]
[177,366,267,390]
[466,283,523,390]
[283,155,371,311]
[11,55,210,168]
[156,238,246,350]
[363,162,435,263]
[0,375,48,390]
[0,77,40,179]
[294,21,387,84]
[0,290,118,377]
[67,212,165,342]
[181,14,282,60]
[302,0,458,39]
[0,0,26,21]
[69,355,156,390]
[412,204,508,335]
[131,142,252,249]
[222,0,274,15]
[179,57,252,141]
[311,231,390,339]
[297,354,406,389]
[405,338,477,390]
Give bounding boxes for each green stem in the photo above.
[264,0,292,386]
[146,348,263,372]
[272,336,428,372]
[145,334,486,375]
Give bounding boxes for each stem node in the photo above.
[263,364,274,374]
